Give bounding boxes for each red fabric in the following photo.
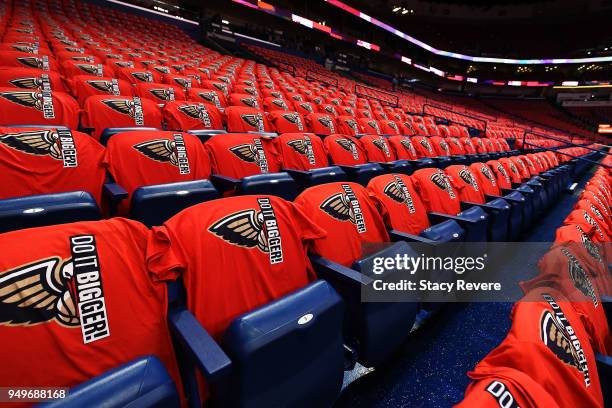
[71,76,132,106]
[564,209,611,244]
[0,219,183,406]
[0,88,79,129]
[388,136,418,160]
[367,174,430,235]
[0,51,59,71]
[445,165,486,204]
[467,287,603,408]
[162,101,223,131]
[430,136,451,156]
[574,199,612,237]
[305,113,337,135]
[134,82,185,103]
[0,127,105,203]
[81,95,162,140]
[412,136,436,157]
[335,115,361,136]
[205,133,281,178]
[447,137,467,155]
[115,68,156,84]
[225,106,271,133]
[0,67,66,91]
[268,111,306,133]
[360,135,397,162]
[487,160,514,190]
[509,156,531,180]
[104,131,211,214]
[274,133,329,170]
[460,137,477,154]
[469,162,502,196]
[499,158,523,184]
[357,118,382,135]
[324,134,368,165]
[228,93,262,109]
[187,88,226,109]
[295,182,390,266]
[412,168,461,215]
[61,61,114,79]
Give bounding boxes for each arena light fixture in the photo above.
[324,0,612,65]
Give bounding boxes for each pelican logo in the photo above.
[459,167,479,191]
[574,225,603,264]
[287,136,316,165]
[270,91,282,98]
[212,82,228,95]
[378,112,388,120]
[76,64,103,76]
[0,129,77,167]
[217,76,230,84]
[86,79,120,95]
[367,121,381,134]
[240,97,259,108]
[336,138,359,160]
[133,134,191,174]
[496,164,511,183]
[464,138,475,150]
[362,110,372,118]
[516,158,528,174]
[230,138,269,172]
[11,45,37,53]
[272,99,288,110]
[241,113,265,132]
[400,139,417,156]
[541,294,591,386]
[71,56,94,63]
[524,156,536,171]
[372,137,391,157]
[17,56,49,70]
[317,116,335,133]
[384,176,416,213]
[324,105,336,115]
[480,165,497,186]
[9,73,51,91]
[172,78,191,89]
[331,99,340,106]
[153,66,171,74]
[299,102,313,112]
[559,248,598,307]
[430,171,456,199]
[344,107,354,115]
[114,61,134,68]
[588,203,605,223]
[403,122,414,133]
[209,198,284,264]
[387,121,399,133]
[532,154,544,169]
[280,113,304,131]
[582,210,605,241]
[131,72,153,82]
[0,90,55,119]
[105,53,123,59]
[418,138,434,154]
[242,80,254,87]
[101,97,144,125]
[178,104,212,128]
[0,235,110,344]
[320,184,367,233]
[244,87,258,96]
[439,140,450,154]
[292,95,304,102]
[508,162,519,176]
[149,88,175,101]
[343,119,359,135]
[197,91,221,109]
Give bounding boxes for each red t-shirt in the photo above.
[134,82,185,103]
[0,67,66,92]
[104,131,212,214]
[412,136,436,157]
[324,134,368,165]
[205,133,281,178]
[305,113,337,135]
[81,95,163,140]
[487,160,513,190]
[467,288,603,408]
[0,127,105,203]
[367,174,430,235]
[446,165,486,204]
[574,199,612,238]
[412,168,461,215]
[498,158,523,184]
[295,182,390,266]
[335,115,361,136]
[268,111,306,133]
[162,101,223,132]
[71,75,133,106]
[388,136,418,160]
[225,106,271,133]
[273,133,329,170]
[430,136,451,156]
[0,219,182,405]
[469,162,502,196]
[0,88,79,129]
[360,135,397,163]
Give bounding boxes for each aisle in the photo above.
[334,165,597,408]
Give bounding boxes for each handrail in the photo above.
[305,69,339,88]
[521,142,610,169]
[422,103,488,133]
[354,83,399,108]
[521,130,611,157]
[275,61,296,76]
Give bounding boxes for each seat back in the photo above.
[222,281,344,408]
[39,356,180,408]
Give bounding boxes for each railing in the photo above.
[275,61,296,76]
[305,69,339,88]
[422,103,488,133]
[354,84,399,108]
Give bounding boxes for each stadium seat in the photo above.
[323,134,386,185]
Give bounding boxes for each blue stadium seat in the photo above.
[338,162,386,185]
[39,356,180,408]
[100,127,160,146]
[285,166,349,190]
[211,172,299,201]
[0,191,100,233]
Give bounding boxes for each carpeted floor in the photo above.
[334,165,597,408]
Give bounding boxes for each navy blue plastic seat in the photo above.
[432,155,452,169]
[378,159,413,175]
[407,157,436,170]
[485,190,525,241]
[130,180,220,227]
[428,206,489,242]
[310,241,419,367]
[338,162,386,186]
[168,280,344,408]
[39,356,180,408]
[187,129,227,143]
[211,172,299,201]
[100,127,160,146]
[389,218,465,244]
[450,155,469,165]
[0,191,100,233]
[460,197,511,242]
[285,166,348,190]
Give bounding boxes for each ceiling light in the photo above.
[401,8,409,14]
[392,6,401,12]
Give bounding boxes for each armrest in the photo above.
[461,201,504,213]
[168,307,232,383]
[602,295,612,329]
[428,211,481,225]
[210,174,240,192]
[284,169,309,179]
[309,255,371,286]
[103,182,128,201]
[388,229,436,245]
